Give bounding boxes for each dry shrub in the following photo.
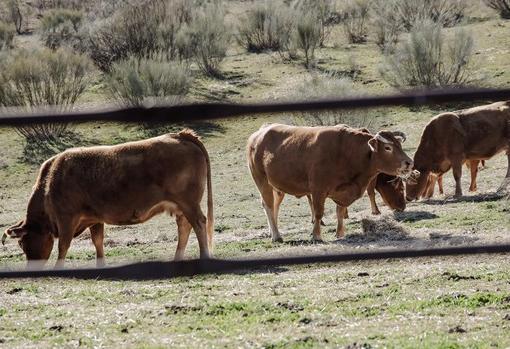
[293,0,336,47]
[0,48,93,141]
[341,0,370,44]
[4,0,29,34]
[380,20,475,89]
[290,73,379,129]
[106,56,191,107]
[371,0,404,52]
[237,1,295,53]
[483,0,510,19]
[294,11,321,68]
[361,215,409,241]
[39,8,83,49]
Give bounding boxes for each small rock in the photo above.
[6,288,23,295]
[503,314,510,321]
[49,325,63,332]
[357,272,369,277]
[299,317,312,324]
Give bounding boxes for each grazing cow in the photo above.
[2,130,214,267]
[406,101,510,200]
[247,123,413,242]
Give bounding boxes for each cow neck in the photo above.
[25,184,48,228]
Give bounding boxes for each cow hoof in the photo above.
[273,237,284,243]
[320,220,326,226]
[312,237,325,244]
[372,211,381,215]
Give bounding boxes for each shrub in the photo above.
[396,0,466,30]
[290,74,377,129]
[380,20,475,89]
[4,0,27,34]
[0,49,94,141]
[39,9,83,49]
[237,1,295,53]
[0,21,15,50]
[106,56,191,107]
[484,0,510,19]
[341,0,370,44]
[293,11,321,68]
[371,0,404,52]
[180,2,231,77]
[86,0,192,71]
[292,0,335,47]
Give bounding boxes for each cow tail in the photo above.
[178,129,214,252]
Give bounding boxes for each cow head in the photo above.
[2,220,54,262]
[376,174,406,212]
[368,130,413,178]
[405,169,430,201]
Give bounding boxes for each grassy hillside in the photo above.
[0,0,509,348]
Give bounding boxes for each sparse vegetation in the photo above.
[484,0,510,19]
[4,0,27,34]
[371,0,403,52]
[380,20,475,89]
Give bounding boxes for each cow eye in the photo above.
[384,145,392,152]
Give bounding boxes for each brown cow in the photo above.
[422,160,486,199]
[247,124,413,242]
[2,130,213,268]
[406,101,510,200]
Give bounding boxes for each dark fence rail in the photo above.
[1,88,510,125]
[0,88,509,279]
[1,244,509,280]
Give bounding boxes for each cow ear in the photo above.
[6,226,27,238]
[368,138,378,152]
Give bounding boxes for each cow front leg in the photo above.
[367,179,380,214]
[55,233,73,269]
[437,174,444,195]
[174,214,192,261]
[311,193,326,242]
[424,174,436,199]
[335,206,347,239]
[452,160,463,197]
[90,223,105,267]
[469,160,479,192]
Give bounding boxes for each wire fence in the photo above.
[1,87,509,279]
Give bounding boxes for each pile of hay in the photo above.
[360,214,409,241]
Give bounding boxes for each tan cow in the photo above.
[2,130,213,268]
[406,101,510,200]
[247,124,413,242]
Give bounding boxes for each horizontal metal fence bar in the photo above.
[1,88,510,126]
[0,243,509,280]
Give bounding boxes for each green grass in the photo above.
[1,1,510,348]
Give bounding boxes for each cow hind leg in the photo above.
[255,182,282,243]
[174,214,192,261]
[181,205,210,259]
[424,175,437,199]
[90,223,105,267]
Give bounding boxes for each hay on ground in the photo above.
[360,214,409,241]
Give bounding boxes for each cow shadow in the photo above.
[20,130,99,166]
[138,120,226,139]
[419,192,507,206]
[393,211,439,223]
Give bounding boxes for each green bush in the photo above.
[484,0,510,19]
[106,56,191,107]
[380,20,475,89]
[180,2,231,77]
[0,21,15,50]
[0,49,94,140]
[39,9,83,49]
